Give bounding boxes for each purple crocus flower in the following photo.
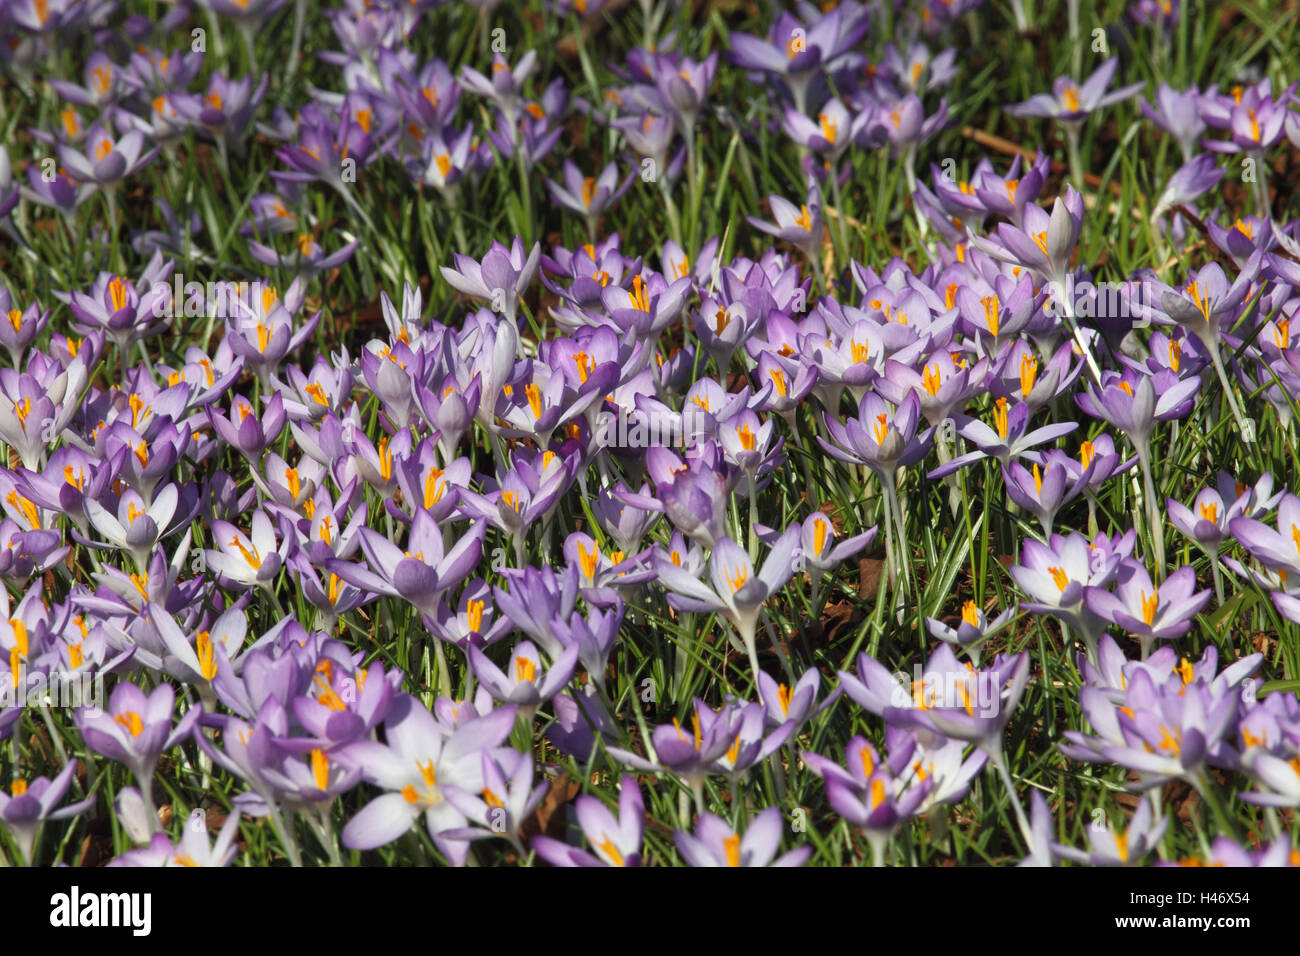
[328,512,485,618]
[546,160,632,238]
[1055,799,1168,866]
[1006,57,1143,123]
[0,759,96,865]
[675,807,810,867]
[1152,152,1226,219]
[928,396,1075,479]
[440,237,540,324]
[468,639,578,721]
[1229,492,1300,580]
[532,775,643,867]
[654,527,800,678]
[1140,84,1208,162]
[75,681,200,830]
[747,187,824,263]
[443,749,548,853]
[109,809,242,867]
[339,696,517,866]
[809,735,931,866]
[926,600,1015,667]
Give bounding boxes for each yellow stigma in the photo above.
[1175,657,1195,686]
[992,396,1009,440]
[729,567,749,593]
[777,683,793,715]
[109,277,129,312]
[1032,463,1043,496]
[769,367,788,397]
[573,351,592,383]
[311,749,329,790]
[1019,353,1038,396]
[630,275,651,312]
[1141,588,1158,626]
[230,535,261,569]
[793,204,812,232]
[597,835,624,866]
[922,364,942,396]
[1079,440,1094,471]
[1048,566,1069,592]
[68,643,84,669]
[1114,830,1129,863]
[578,541,599,580]
[1199,501,1218,524]
[962,600,979,626]
[859,745,875,778]
[423,466,445,509]
[870,778,886,810]
[435,153,452,178]
[1062,85,1080,113]
[11,779,27,796]
[812,517,828,555]
[114,711,144,737]
[872,413,889,445]
[979,296,1001,339]
[818,112,838,144]
[525,383,543,419]
[6,309,21,333]
[581,176,597,209]
[1185,280,1211,321]
[515,657,537,684]
[723,832,742,867]
[6,491,39,530]
[737,423,756,451]
[466,599,484,633]
[196,630,218,680]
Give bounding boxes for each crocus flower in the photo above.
[467,639,578,721]
[339,697,517,866]
[1085,559,1211,657]
[440,238,540,324]
[1054,799,1168,866]
[654,527,800,678]
[675,807,810,867]
[546,160,632,238]
[1229,492,1300,580]
[109,809,242,867]
[0,759,96,865]
[1005,58,1143,123]
[747,188,824,263]
[443,749,548,853]
[532,775,643,867]
[811,735,931,866]
[1151,153,1225,219]
[75,681,200,825]
[328,513,485,618]
[926,600,1015,667]
[57,124,157,192]
[929,396,1073,479]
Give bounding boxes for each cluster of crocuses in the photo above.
[2,0,1299,868]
